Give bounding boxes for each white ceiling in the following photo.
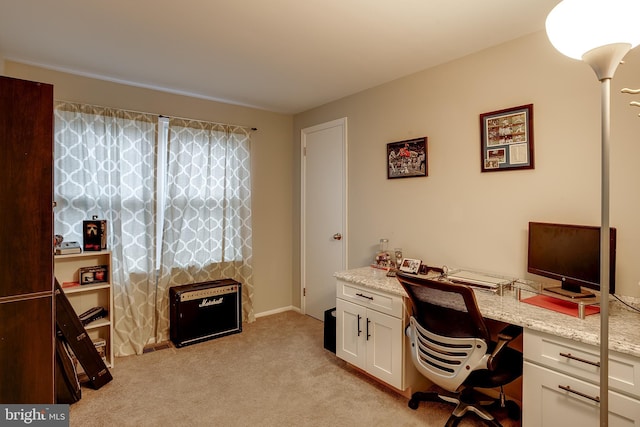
[0,0,559,114]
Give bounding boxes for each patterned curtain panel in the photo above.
[54,101,158,356]
[155,118,254,344]
[55,104,254,355]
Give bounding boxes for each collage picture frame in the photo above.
[480,104,534,172]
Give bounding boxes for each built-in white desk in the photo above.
[334,267,640,426]
[335,266,640,357]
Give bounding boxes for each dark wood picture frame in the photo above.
[387,137,428,179]
[480,104,534,172]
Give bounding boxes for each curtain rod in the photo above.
[54,99,257,131]
[158,114,257,131]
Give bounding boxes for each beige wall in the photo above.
[7,27,640,314]
[4,61,295,315]
[294,31,640,298]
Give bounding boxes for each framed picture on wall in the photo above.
[387,137,428,179]
[480,104,534,172]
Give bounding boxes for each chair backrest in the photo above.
[396,272,491,391]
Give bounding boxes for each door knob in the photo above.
[333,233,342,240]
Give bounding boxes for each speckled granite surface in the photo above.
[335,266,640,358]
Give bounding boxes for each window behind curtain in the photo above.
[154,118,254,343]
[54,102,254,356]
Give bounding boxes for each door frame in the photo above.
[300,117,348,315]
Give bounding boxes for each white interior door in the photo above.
[301,118,347,320]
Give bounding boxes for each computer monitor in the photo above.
[527,221,616,298]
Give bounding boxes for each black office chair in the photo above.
[396,272,523,427]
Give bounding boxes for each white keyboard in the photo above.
[446,270,509,289]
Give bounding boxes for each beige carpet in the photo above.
[69,311,519,426]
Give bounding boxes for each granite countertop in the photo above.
[335,266,640,358]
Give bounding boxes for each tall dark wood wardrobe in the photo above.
[0,76,55,403]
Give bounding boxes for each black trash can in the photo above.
[323,307,336,353]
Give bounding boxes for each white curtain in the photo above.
[54,101,158,356]
[155,118,254,343]
[54,103,254,356]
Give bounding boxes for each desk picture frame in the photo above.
[387,137,428,179]
[399,258,422,274]
[480,104,534,172]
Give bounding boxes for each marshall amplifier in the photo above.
[170,279,242,348]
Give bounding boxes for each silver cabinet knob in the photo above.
[333,233,342,240]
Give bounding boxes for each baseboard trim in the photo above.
[255,305,301,318]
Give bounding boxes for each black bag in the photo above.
[55,334,81,404]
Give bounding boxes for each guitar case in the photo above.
[55,333,81,403]
[55,279,112,389]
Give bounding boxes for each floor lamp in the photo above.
[545,1,640,425]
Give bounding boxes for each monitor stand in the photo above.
[545,285,595,299]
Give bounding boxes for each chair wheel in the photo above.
[505,400,520,421]
[408,399,419,410]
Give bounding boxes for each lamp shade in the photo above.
[546,0,640,60]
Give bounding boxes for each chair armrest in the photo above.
[405,323,415,340]
[487,324,522,371]
[497,324,523,342]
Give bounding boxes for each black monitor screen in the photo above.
[527,222,616,296]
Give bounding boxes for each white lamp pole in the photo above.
[546,1,640,425]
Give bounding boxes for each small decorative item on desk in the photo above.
[399,258,422,274]
[83,215,107,251]
[374,238,391,268]
[394,248,403,269]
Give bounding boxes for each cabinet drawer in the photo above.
[525,328,640,398]
[523,362,640,427]
[336,280,404,318]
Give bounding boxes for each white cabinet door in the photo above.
[523,362,640,427]
[336,298,367,369]
[366,308,403,389]
[337,297,404,389]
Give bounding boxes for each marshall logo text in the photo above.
[198,297,223,308]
